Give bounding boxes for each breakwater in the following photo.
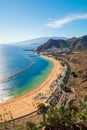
[0,58,34,84]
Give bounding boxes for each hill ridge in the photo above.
[37,35,87,52]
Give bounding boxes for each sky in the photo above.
[0,0,87,43]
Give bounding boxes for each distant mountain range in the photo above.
[17,37,67,46]
[37,35,87,52]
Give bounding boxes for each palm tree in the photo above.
[37,103,49,128]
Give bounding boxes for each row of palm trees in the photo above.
[26,61,87,130]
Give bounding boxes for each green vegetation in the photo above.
[26,122,38,130]
[60,61,71,93]
[63,62,71,85]
[60,83,71,93]
[27,99,87,130]
[37,103,49,115]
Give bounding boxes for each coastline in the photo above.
[0,55,64,121]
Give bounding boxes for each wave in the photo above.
[0,58,34,84]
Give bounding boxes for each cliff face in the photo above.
[37,35,87,52]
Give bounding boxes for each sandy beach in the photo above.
[0,55,64,121]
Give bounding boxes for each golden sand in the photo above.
[0,55,64,121]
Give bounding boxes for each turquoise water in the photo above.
[0,44,53,102]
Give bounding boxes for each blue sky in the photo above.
[0,0,87,43]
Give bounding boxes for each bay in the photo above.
[0,44,53,102]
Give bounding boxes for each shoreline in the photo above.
[0,55,64,121]
[0,55,54,105]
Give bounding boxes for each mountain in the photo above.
[37,35,87,52]
[16,37,67,46]
[37,39,68,51]
[67,35,87,50]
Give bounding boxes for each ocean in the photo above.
[0,44,53,103]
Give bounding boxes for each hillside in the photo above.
[65,51,87,100]
[37,35,87,52]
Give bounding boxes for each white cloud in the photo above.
[46,13,87,28]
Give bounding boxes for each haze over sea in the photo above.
[0,44,53,103]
